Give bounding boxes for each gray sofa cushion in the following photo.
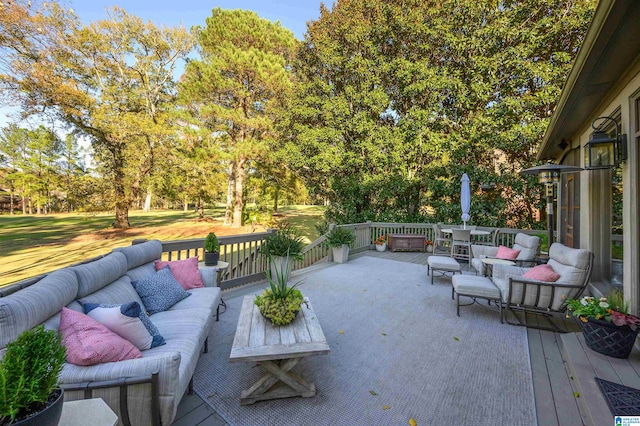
[126,262,157,283]
[167,287,221,311]
[114,240,163,270]
[0,268,78,348]
[73,252,128,298]
[78,275,146,309]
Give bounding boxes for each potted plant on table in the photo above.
[566,289,640,359]
[0,325,67,426]
[261,223,305,282]
[204,232,220,266]
[254,259,304,325]
[326,226,355,264]
[374,235,387,252]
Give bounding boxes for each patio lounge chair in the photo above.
[490,242,593,330]
[470,233,540,276]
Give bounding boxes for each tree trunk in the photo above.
[143,190,152,212]
[232,158,246,228]
[9,190,14,215]
[224,161,236,226]
[112,168,130,229]
[183,197,188,212]
[21,194,26,214]
[273,185,280,213]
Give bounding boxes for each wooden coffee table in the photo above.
[229,295,330,405]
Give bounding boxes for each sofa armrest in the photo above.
[60,352,181,426]
[508,276,586,311]
[471,245,498,259]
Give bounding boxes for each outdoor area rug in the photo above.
[193,256,536,425]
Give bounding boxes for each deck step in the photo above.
[560,332,640,426]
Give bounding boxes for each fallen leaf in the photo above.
[339,330,344,334]
[409,419,417,426]
[569,375,574,380]
[383,405,391,410]
[453,337,459,341]
[574,392,580,398]
[381,333,387,336]
[370,390,378,396]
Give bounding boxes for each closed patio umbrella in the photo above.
[461,173,471,229]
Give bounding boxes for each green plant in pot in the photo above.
[326,226,355,264]
[566,289,640,358]
[261,223,305,281]
[254,258,304,325]
[204,232,220,266]
[0,325,66,426]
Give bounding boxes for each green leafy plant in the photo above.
[0,325,66,424]
[325,226,355,248]
[255,257,304,325]
[261,223,305,261]
[566,290,640,330]
[204,232,220,253]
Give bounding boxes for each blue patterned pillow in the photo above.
[83,301,165,349]
[131,266,190,315]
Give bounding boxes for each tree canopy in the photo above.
[283,0,594,227]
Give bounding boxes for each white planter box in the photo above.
[332,245,350,263]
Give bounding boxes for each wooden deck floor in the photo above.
[174,251,632,426]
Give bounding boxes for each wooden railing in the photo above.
[159,232,269,290]
[1,222,545,294]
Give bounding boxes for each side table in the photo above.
[480,257,515,277]
[199,261,229,321]
[60,398,118,426]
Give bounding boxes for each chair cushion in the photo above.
[154,257,204,290]
[452,275,501,299]
[496,245,520,260]
[59,307,142,366]
[131,266,191,315]
[72,253,128,298]
[84,302,165,350]
[522,264,560,282]
[427,256,461,272]
[113,240,163,270]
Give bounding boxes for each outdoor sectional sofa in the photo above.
[0,239,221,426]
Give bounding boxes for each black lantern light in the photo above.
[584,116,628,169]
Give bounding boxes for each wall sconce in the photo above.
[520,163,583,246]
[584,116,628,169]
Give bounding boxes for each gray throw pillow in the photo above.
[131,266,190,315]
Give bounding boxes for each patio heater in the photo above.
[519,164,582,248]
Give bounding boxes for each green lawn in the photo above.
[0,206,325,287]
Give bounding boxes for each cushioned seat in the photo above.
[452,275,503,322]
[491,242,593,330]
[427,256,461,284]
[471,233,540,276]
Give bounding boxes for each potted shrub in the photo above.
[0,325,66,426]
[204,232,220,266]
[566,289,640,358]
[326,226,355,264]
[261,223,305,282]
[254,259,304,325]
[374,235,387,252]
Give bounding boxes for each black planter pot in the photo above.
[582,317,639,359]
[13,388,64,426]
[204,252,220,266]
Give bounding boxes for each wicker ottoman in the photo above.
[427,256,461,285]
[451,275,503,323]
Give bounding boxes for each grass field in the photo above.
[0,205,325,287]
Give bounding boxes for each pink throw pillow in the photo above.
[522,264,561,282]
[59,307,142,366]
[496,245,521,260]
[154,256,204,290]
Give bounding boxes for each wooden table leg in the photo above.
[240,358,316,405]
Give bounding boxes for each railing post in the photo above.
[365,221,372,249]
[328,223,335,261]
